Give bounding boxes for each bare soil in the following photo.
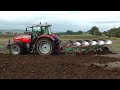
[0,53,120,79]
[100,53,120,58]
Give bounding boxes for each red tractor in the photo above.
[7,22,61,55]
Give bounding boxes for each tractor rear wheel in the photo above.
[36,38,55,55]
[10,43,23,55]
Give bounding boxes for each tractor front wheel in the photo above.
[10,43,23,55]
[36,38,55,55]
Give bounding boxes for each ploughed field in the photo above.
[0,53,120,79]
[0,35,120,79]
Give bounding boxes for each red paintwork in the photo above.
[13,33,57,44]
[14,34,31,44]
[13,33,61,50]
[35,33,56,42]
[51,33,57,38]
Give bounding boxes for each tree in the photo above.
[66,30,73,35]
[106,27,120,37]
[88,29,92,34]
[77,30,83,35]
[88,26,101,35]
[103,31,107,36]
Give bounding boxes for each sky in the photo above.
[0,11,120,32]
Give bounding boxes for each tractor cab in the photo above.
[26,24,52,36]
[25,23,53,42]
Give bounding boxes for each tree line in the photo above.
[87,26,102,35]
[56,30,83,36]
[88,26,120,37]
[56,26,102,36]
[57,26,120,38]
[104,27,120,37]
[1,26,119,38]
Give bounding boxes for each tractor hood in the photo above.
[14,34,31,43]
[14,34,31,39]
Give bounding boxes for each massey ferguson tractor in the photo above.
[6,22,113,55]
[7,22,61,55]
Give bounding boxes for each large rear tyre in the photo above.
[10,43,23,55]
[36,38,55,55]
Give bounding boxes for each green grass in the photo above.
[0,34,120,52]
[0,37,13,43]
[112,43,120,48]
[0,36,13,50]
[60,34,107,40]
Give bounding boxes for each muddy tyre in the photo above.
[10,43,23,55]
[36,38,55,55]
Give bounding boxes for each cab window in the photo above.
[33,27,41,32]
[41,27,49,35]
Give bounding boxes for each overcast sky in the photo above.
[0,11,120,32]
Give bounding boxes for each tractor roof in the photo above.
[27,24,52,28]
[32,24,52,27]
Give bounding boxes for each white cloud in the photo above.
[0,11,120,23]
[0,11,120,32]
